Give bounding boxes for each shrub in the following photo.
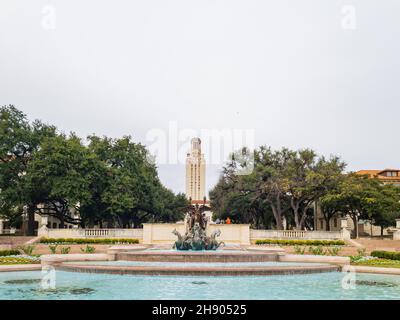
[357,248,367,257]
[308,246,325,255]
[255,239,345,246]
[17,245,36,256]
[349,248,368,262]
[60,247,71,254]
[351,258,400,267]
[294,245,306,255]
[0,249,21,257]
[80,245,96,254]
[326,246,342,256]
[39,237,139,245]
[371,250,400,261]
[48,245,58,254]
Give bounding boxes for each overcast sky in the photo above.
[1,0,399,195]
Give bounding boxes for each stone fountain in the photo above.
[172,202,223,250]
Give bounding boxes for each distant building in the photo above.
[185,138,213,223]
[185,138,206,201]
[356,169,400,186]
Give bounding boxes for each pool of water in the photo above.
[1,270,400,300]
[63,261,328,267]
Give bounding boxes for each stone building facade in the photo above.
[185,137,206,201]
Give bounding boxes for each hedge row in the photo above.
[371,250,400,261]
[255,239,345,246]
[39,237,139,244]
[0,249,21,256]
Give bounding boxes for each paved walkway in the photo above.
[353,266,400,275]
[345,239,364,248]
[355,238,400,253]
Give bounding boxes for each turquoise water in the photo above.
[1,270,400,300]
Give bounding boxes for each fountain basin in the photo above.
[56,261,339,276]
[115,250,284,263]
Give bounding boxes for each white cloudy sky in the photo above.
[1,0,399,195]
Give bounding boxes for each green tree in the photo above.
[320,173,400,237]
[0,105,56,235]
[211,146,346,230]
[362,182,400,236]
[81,135,188,227]
[22,133,91,227]
[284,150,345,229]
[1,106,187,232]
[210,147,290,229]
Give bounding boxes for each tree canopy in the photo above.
[0,105,188,234]
[210,146,400,232]
[319,173,400,235]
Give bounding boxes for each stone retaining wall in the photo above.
[37,223,353,244]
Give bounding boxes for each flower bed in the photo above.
[352,258,400,268]
[39,237,139,245]
[0,255,40,265]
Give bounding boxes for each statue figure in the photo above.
[172,229,189,250]
[187,203,208,231]
[172,199,222,250]
[190,223,205,250]
[205,229,224,250]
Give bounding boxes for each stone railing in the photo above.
[250,229,346,240]
[142,223,251,245]
[80,229,143,238]
[0,229,17,235]
[37,225,350,243]
[38,228,143,239]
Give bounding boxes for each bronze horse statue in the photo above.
[205,229,224,250]
[172,199,222,251]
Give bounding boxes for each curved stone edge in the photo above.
[115,252,281,263]
[55,263,340,276]
[351,266,400,275]
[41,253,113,266]
[246,246,285,253]
[279,254,350,266]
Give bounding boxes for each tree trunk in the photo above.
[325,216,331,231]
[294,212,301,230]
[59,215,65,229]
[370,221,373,237]
[26,204,36,236]
[299,208,308,230]
[352,215,359,239]
[291,199,301,230]
[271,204,283,230]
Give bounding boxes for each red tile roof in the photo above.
[356,169,400,182]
